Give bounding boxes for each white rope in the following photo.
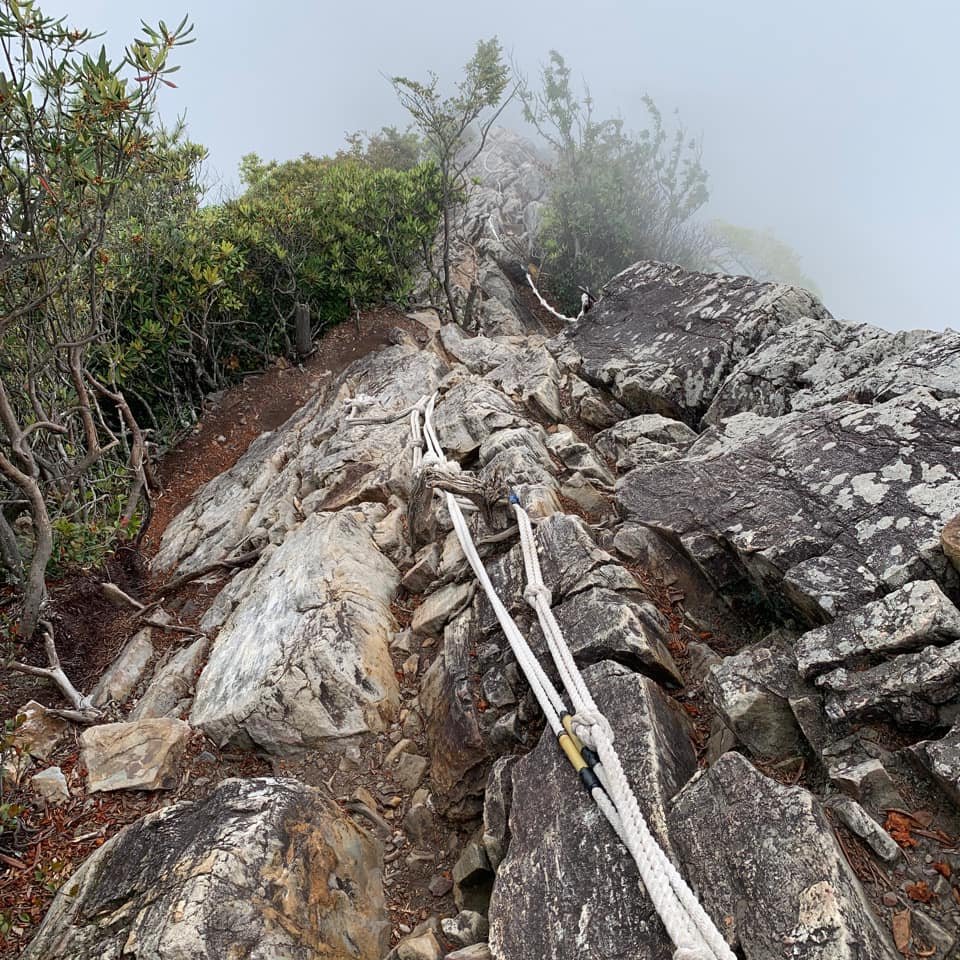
[412,393,734,960]
[511,502,735,960]
[524,271,590,324]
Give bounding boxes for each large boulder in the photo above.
[569,261,829,423]
[488,662,698,960]
[22,777,390,960]
[189,510,400,754]
[668,752,897,959]
[618,389,960,624]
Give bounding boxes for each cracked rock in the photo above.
[22,777,390,960]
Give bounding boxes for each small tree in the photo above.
[390,37,512,322]
[710,220,820,293]
[518,51,711,310]
[0,1,192,653]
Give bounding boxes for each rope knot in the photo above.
[523,582,552,610]
[572,709,615,750]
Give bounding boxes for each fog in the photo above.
[63,0,958,332]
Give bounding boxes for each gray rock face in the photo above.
[22,777,390,960]
[668,752,897,960]
[190,510,400,753]
[571,261,829,422]
[131,636,208,720]
[796,580,960,679]
[704,638,804,759]
[817,638,960,728]
[594,413,697,472]
[910,719,960,804]
[619,390,960,624]
[488,663,698,960]
[705,314,960,424]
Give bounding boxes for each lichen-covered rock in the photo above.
[594,413,698,472]
[618,390,960,623]
[796,580,960,679]
[81,718,190,793]
[488,663,698,960]
[189,510,400,754]
[704,638,805,759]
[909,719,960,805]
[705,314,960,423]
[570,260,829,422]
[817,638,960,728]
[668,752,897,959]
[22,777,390,960]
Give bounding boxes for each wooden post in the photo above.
[294,302,312,357]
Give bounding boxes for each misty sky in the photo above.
[63,1,959,333]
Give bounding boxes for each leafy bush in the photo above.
[520,51,711,311]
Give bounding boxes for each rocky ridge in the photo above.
[14,130,960,960]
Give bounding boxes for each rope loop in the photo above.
[522,582,552,609]
[572,709,615,750]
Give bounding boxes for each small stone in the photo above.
[393,929,442,960]
[445,947,493,960]
[882,892,899,907]
[394,752,429,793]
[428,873,453,897]
[828,797,900,862]
[386,738,414,765]
[441,910,489,948]
[404,801,436,843]
[11,700,68,760]
[402,654,420,682]
[353,786,378,810]
[30,766,70,804]
[215,435,226,443]
[411,582,474,636]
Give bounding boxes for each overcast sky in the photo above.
[63,0,958,332]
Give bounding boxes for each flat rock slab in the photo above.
[796,580,960,679]
[81,718,190,793]
[488,662,698,960]
[131,635,209,720]
[90,628,154,707]
[818,638,960,728]
[669,752,897,959]
[569,260,828,421]
[618,389,960,624]
[22,777,390,960]
[190,510,400,754]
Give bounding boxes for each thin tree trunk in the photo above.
[441,202,458,323]
[294,302,312,357]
